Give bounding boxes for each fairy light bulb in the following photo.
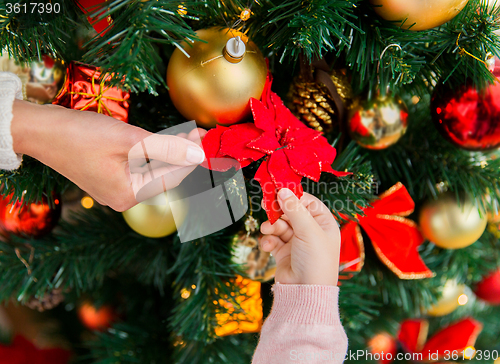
[458,293,469,306]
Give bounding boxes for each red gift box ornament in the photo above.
[201,74,350,223]
[398,318,483,361]
[52,62,130,123]
[76,0,113,36]
[339,182,434,279]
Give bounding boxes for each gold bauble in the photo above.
[232,216,276,282]
[232,233,277,282]
[348,94,408,150]
[426,280,466,316]
[122,192,188,238]
[370,0,469,31]
[0,53,66,103]
[419,192,487,249]
[167,27,267,128]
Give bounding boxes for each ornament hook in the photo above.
[456,33,491,70]
[223,36,246,63]
[376,43,403,96]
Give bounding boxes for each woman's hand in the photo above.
[260,189,340,286]
[11,99,207,212]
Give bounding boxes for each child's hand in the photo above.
[260,189,340,286]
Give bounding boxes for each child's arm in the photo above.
[252,189,348,364]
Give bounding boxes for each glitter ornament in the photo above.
[348,94,408,150]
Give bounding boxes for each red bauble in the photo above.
[0,194,61,238]
[431,79,500,151]
[78,302,117,331]
[368,333,397,364]
[474,269,500,305]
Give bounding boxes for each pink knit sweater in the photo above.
[252,283,348,364]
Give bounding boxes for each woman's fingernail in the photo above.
[278,188,293,200]
[186,146,205,164]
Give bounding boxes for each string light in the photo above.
[458,293,469,306]
[240,8,251,21]
[463,346,476,359]
[178,5,187,16]
[181,288,191,299]
[81,196,94,209]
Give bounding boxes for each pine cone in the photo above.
[288,70,352,132]
[25,288,66,312]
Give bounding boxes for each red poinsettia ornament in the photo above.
[202,76,349,223]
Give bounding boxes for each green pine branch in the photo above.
[0,207,175,303]
[0,0,82,63]
[0,156,71,208]
[82,0,201,93]
[251,0,360,63]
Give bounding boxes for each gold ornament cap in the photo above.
[223,36,246,63]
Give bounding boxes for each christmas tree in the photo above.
[1,0,500,363]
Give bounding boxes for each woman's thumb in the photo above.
[137,134,205,166]
[277,188,316,234]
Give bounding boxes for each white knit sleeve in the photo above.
[0,72,23,170]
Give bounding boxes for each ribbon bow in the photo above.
[0,335,71,364]
[339,182,433,279]
[68,73,124,116]
[398,318,483,361]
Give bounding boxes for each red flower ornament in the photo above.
[202,76,349,223]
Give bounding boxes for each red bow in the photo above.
[0,335,71,364]
[398,318,483,361]
[339,183,433,279]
